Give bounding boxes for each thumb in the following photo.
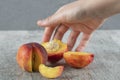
[37,14,62,27]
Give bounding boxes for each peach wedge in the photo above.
[63,52,94,68]
[39,64,64,79]
[16,42,48,72]
[42,39,67,63]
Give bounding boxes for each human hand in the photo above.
[37,0,120,51]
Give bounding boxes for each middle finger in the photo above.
[53,24,69,40]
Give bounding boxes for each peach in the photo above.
[63,52,94,68]
[39,64,64,79]
[16,42,48,72]
[42,39,67,63]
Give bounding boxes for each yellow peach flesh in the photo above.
[39,64,64,78]
[63,52,94,68]
[42,39,67,54]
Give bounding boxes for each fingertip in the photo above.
[67,44,72,51]
[75,47,83,52]
[37,20,42,25]
[41,35,50,42]
[41,39,48,42]
[37,20,47,26]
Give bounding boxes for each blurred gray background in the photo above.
[0,0,120,30]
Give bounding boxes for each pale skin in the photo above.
[37,0,120,51]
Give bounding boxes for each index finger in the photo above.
[42,27,55,42]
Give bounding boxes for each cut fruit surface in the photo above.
[39,64,64,79]
[63,51,94,68]
[45,40,60,52]
[42,39,67,63]
[42,39,67,53]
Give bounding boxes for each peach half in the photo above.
[42,39,67,63]
[16,42,48,72]
[39,64,64,79]
[63,52,94,68]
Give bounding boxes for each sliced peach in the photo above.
[63,52,94,68]
[39,64,64,79]
[42,39,67,63]
[16,42,48,72]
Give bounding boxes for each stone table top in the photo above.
[0,30,120,80]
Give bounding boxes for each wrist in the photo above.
[84,0,120,19]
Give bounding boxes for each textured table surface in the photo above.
[0,30,120,80]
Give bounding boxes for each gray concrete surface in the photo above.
[0,0,120,30]
[0,30,120,80]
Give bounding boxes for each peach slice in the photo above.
[16,42,48,72]
[42,39,67,63]
[63,52,94,68]
[39,64,64,79]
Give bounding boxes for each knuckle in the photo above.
[75,9,87,21]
